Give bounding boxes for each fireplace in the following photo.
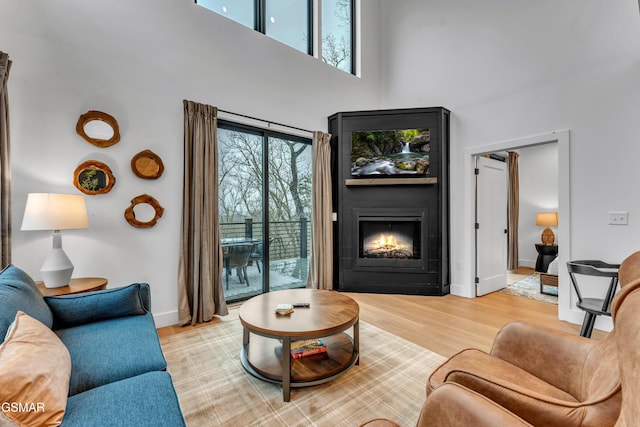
[329,107,450,296]
[355,212,424,270]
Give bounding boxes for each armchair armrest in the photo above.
[490,321,597,393]
[45,283,150,329]
[417,383,533,427]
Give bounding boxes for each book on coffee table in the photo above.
[290,339,327,359]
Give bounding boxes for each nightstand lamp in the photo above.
[21,193,89,288]
[536,212,558,246]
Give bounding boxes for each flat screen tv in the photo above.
[351,128,430,177]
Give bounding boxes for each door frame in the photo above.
[460,129,581,324]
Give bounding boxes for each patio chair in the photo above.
[249,237,274,272]
[224,243,254,290]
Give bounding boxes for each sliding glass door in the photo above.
[217,122,312,302]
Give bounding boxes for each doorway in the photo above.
[463,130,575,323]
[475,145,558,299]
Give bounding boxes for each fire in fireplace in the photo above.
[356,214,423,268]
[362,232,415,259]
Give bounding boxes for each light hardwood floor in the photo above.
[345,291,605,358]
[158,287,605,358]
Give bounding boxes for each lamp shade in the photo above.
[535,212,558,227]
[21,193,89,231]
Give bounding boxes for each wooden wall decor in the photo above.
[131,149,164,179]
[124,194,164,228]
[73,160,116,195]
[76,110,121,148]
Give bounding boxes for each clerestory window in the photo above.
[195,0,355,74]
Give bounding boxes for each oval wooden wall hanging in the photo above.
[131,149,164,179]
[73,160,116,195]
[76,110,121,148]
[124,194,164,228]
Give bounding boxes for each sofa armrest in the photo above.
[417,383,533,427]
[45,283,150,329]
[490,321,597,392]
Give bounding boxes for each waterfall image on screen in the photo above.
[351,128,430,176]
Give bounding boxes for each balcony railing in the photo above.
[220,218,310,261]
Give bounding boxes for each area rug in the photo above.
[499,274,558,304]
[160,309,446,427]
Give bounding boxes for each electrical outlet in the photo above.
[608,212,629,225]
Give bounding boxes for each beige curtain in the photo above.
[507,151,519,271]
[0,52,11,268]
[307,131,333,290]
[178,100,228,325]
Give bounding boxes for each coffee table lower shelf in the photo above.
[240,332,359,400]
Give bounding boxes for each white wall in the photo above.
[517,143,559,268]
[1,0,382,326]
[380,0,640,327]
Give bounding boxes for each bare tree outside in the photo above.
[322,0,352,72]
[217,127,312,265]
[197,0,353,74]
[218,129,311,222]
[218,130,264,223]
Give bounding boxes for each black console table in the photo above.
[535,244,558,272]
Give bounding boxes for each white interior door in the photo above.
[476,156,508,296]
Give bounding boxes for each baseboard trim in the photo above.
[518,259,536,269]
[154,310,179,328]
[450,282,474,298]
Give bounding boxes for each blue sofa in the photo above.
[0,264,186,426]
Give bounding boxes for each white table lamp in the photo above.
[21,193,89,288]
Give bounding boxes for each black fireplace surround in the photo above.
[329,107,450,296]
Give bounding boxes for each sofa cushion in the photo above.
[56,313,167,396]
[45,283,148,329]
[0,311,71,427]
[61,371,186,427]
[0,264,53,342]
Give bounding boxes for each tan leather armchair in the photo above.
[416,382,533,426]
[360,382,533,427]
[611,279,640,426]
[426,279,640,427]
[424,252,640,427]
[427,320,620,426]
[413,280,640,427]
[617,250,640,287]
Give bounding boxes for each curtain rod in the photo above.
[218,109,313,135]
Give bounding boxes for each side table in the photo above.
[535,244,558,273]
[37,277,108,297]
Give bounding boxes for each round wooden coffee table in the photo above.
[239,288,360,401]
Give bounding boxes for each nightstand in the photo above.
[535,244,558,273]
[37,277,108,297]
